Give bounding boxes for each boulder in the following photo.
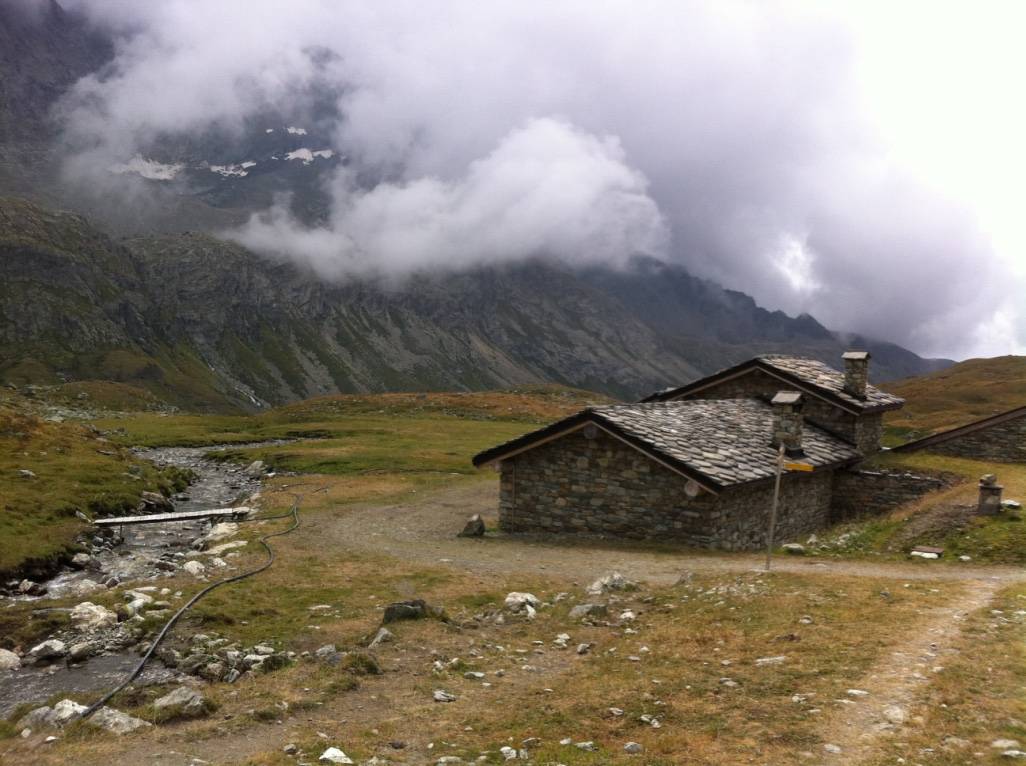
[433,689,457,703]
[87,707,151,735]
[782,543,806,555]
[503,592,540,612]
[70,553,93,569]
[153,686,211,720]
[182,560,206,577]
[29,639,66,662]
[457,514,486,537]
[71,602,118,631]
[586,572,637,595]
[383,599,427,623]
[319,747,354,764]
[196,522,239,549]
[17,699,86,730]
[0,648,21,670]
[68,641,99,662]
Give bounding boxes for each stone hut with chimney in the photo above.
[473,352,920,551]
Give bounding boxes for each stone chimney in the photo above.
[842,350,871,399]
[771,391,804,457]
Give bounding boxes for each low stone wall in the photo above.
[830,468,954,522]
[921,414,1026,463]
[499,428,834,550]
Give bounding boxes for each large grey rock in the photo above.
[153,686,210,720]
[383,599,427,623]
[569,603,608,620]
[244,460,265,478]
[87,707,152,735]
[71,602,118,631]
[140,491,173,512]
[457,514,486,537]
[503,592,540,612]
[0,648,21,670]
[17,699,86,730]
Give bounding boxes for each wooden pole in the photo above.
[765,443,786,572]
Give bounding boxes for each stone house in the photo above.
[891,405,1026,462]
[473,352,919,550]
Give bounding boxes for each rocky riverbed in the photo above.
[0,444,273,718]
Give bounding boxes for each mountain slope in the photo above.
[0,196,949,411]
[884,355,1026,437]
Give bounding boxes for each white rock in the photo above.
[433,689,457,702]
[71,602,118,631]
[910,551,939,560]
[29,639,66,660]
[619,610,637,622]
[86,707,151,735]
[51,699,87,726]
[959,555,972,562]
[202,522,239,545]
[0,648,21,670]
[205,541,247,556]
[575,741,598,751]
[500,745,517,760]
[319,747,354,764]
[882,705,906,724]
[755,656,787,666]
[183,560,206,577]
[624,741,643,754]
[824,743,842,754]
[994,739,1022,750]
[846,689,869,697]
[504,592,540,612]
[587,572,637,595]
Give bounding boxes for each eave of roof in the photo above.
[891,403,1026,452]
[640,357,904,414]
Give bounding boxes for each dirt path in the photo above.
[328,479,1025,586]
[811,577,1001,763]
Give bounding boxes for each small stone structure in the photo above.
[978,474,1004,515]
[893,405,1026,463]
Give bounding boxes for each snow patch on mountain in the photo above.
[108,156,183,180]
[283,148,334,164]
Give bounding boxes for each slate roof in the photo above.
[891,403,1026,453]
[472,399,861,492]
[642,355,905,414]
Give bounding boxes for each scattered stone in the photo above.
[204,540,247,556]
[433,690,457,703]
[576,643,591,655]
[153,687,211,720]
[457,514,486,537]
[87,707,151,735]
[244,460,266,478]
[1003,500,1022,510]
[183,560,206,577]
[368,627,394,649]
[283,743,299,755]
[586,572,637,595]
[70,552,93,569]
[823,743,842,754]
[782,543,806,555]
[71,602,118,631]
[575,741,598,751]
[499,745,517,760]
[315,644,341,664]
[846,689,869,697]
[755,656,787,666]
[68,641,98,662]
[624,742,643,754]
[569,603,607,620]
[318,747,354,764]
[959,555,972,562]
[0,648,21,670]
[140,491,173,512]
[882,705,906,724]
[196,522,239,549]
[18,469,37,479]
[619,610,637,623]
[994,740,1022,750]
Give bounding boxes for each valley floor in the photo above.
[4,476,1026,766]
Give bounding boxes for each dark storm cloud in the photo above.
[57,0,1021,357]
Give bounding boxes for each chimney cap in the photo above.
[771,391,803,406]
[842,350,870,361]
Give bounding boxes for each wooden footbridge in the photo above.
[93,506,254,532]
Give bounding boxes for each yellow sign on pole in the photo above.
[784,462,814,472]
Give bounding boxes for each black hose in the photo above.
[78,484,326,720]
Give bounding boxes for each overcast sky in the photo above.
[55,0,1026,359]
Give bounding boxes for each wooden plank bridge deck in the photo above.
[94,506,254,528]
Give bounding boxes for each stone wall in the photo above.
[830,468,953,522]
[919,413,1026,463]
[499,428,834,550]
[678,368,883,452]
